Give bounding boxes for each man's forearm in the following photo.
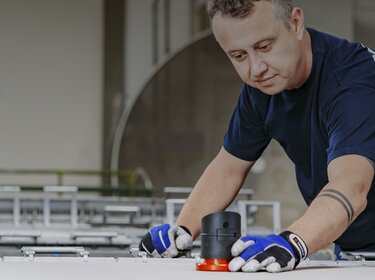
[175,167,238,239]
[175,148,253,239]
[287,155,373,254]
[287,185,365,254]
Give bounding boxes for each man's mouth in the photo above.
[256,75,276,84]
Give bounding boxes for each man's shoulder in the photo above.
[309,28,362,64]
[309,28,375,87]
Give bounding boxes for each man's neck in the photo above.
[301,29,313,85]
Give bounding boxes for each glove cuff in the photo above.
[279,231,308,267]
[178,225,192,236]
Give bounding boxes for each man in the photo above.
[139,0,375,273]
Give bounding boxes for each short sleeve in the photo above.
[223,85,271,161]
[326,85,375,164]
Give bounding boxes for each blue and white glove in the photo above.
[229,231,308,273]
[139,224,193,258]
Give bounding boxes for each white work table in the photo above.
[0,257,374,280]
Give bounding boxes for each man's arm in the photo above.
[175,147,254,239]
[287,154,374,254]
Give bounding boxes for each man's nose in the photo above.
[250,56,268,79]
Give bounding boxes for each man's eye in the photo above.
[259,43,272,51]
[233,53,245,61]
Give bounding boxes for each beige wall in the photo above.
[354,0,375,48]
[0,0,103,184]
[125,0,192,99]
[294,0,353,39]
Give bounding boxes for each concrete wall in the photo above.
[354,0,375,48]
[294,0,353,39]
[125,0,193,100]
[0,0,103,185]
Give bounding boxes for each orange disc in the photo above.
[196,258,230,272]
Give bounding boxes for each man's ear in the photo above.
[291,7,305,40]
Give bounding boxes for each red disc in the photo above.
[196,258,230,272]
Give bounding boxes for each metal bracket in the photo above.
[21,246,89,262]
[130,248,148,262]
[340,251,375,262]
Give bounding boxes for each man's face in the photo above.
[212,1,306,95]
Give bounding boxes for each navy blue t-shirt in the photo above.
[224,28,375,251]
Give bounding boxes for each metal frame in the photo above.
[165,198,186,225]
[43,186,78,227]
[237,200,281,235]
[164,186,253,199]
[0,186,21,227]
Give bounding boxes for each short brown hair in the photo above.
[206,0,293,27]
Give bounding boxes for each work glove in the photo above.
[139,224,193,258]
[229,231,308,273]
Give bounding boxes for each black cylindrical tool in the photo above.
[196,211,241,271]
